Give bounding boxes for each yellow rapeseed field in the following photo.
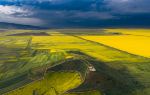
[80,35,150,58]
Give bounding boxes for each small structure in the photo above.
[88,64,96,72]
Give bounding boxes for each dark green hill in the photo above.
[0,22,46,30]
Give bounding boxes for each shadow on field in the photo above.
[49,59,88,79]
[66,51,145,95]
[54,29,106,35]
[7,32,50,36]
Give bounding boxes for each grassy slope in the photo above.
[0,36,30,80]
[0,36,71,94]
[4,71,82,95]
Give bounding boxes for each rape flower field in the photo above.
[80,35,150,58]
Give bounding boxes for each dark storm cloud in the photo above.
[104,0,150,13]
[0,0,150,27]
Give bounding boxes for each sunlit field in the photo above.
[32,34,145,62]
[4,72,82,95]
[80,35,150,58]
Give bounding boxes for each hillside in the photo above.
[0,22,46,30]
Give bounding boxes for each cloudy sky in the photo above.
[0,0,150,28]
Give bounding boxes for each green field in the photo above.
[0,29,150,95]
[4,71,82,95]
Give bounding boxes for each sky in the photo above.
[0,0,150,28]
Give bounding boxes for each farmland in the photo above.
[0,29,150,95]
[80,35,150,58]
[4,71,82,95]
[80,29,150,58]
